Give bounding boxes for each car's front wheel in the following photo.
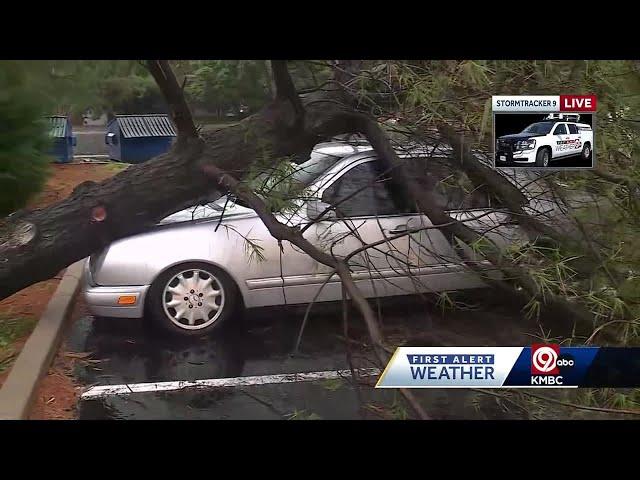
[535,148,550,167]
[582,142,591,161]
[147,262,238,336]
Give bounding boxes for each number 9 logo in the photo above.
[532,346,558,372]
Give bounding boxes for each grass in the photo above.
[104,161,130,173]
[321,378,344,391]
[286,409,322,420]
[0,316,37,373]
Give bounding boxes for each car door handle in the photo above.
[388,224,409,235]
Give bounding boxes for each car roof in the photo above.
[310,141,456,189]
[312,141,373,157]
[314,140,453,160]
[531,120,587,127]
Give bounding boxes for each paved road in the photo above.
[66,294,532,420]
[74,129,108,156]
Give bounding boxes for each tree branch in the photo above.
[435,122,564,244]
[325,110,599,337]
[592,167,640,194]
[271,60,305,127]
[199,160,430,420]
[146,60,198,140]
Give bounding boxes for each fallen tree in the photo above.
[4,59,640,418]
[0,60,605,334]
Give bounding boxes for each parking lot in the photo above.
[63,293,537,420]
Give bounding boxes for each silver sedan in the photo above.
[83,142,520,336]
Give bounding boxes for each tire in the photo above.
[146,262,238,337]
[582,142,591,161]
[535,148,550,167]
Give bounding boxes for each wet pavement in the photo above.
[66,294,535,420]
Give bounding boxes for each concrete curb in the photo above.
[0,259,86,420]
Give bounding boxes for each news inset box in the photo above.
[492,95,596,169]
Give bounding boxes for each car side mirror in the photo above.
[307,199,336,221]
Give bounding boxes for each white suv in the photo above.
[496,114,593,167]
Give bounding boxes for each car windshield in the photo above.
[231,151,345,209]
[521,122,554,135]
[291,151,345,187]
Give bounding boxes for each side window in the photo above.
[554,124,567,135]
[568,124,578,134]
[404,157,493,210]
[321,161,403,217]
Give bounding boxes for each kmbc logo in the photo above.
[530,344,575,385]
[531,344,560,375]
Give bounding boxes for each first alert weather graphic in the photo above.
[375,346,640,388]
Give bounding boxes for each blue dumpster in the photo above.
[106,114,177,164]
[48,116,75,163]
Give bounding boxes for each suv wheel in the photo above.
[535,148,550,167]
[582,143,591,160]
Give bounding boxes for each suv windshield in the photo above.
[522,122,554,135]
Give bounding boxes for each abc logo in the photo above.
[557,356,575,367]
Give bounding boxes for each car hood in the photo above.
[158,198,257,225]
[498,133,545,141]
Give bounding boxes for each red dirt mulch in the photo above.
[29,350,79,420]
[27,163,116,212]
[29,300,95,420]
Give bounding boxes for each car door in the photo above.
[402,158,494,284]
[567,123,582,155]
[280,158,415,304]
[552,123,570,157]
[400,157,527,292]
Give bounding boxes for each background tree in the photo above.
[182,60,272,116]
[0,61,51,216]
[179,60,332,119]
[17,61,166,120]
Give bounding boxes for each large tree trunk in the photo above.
[0,59,356,300]
[0,100,317,299]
